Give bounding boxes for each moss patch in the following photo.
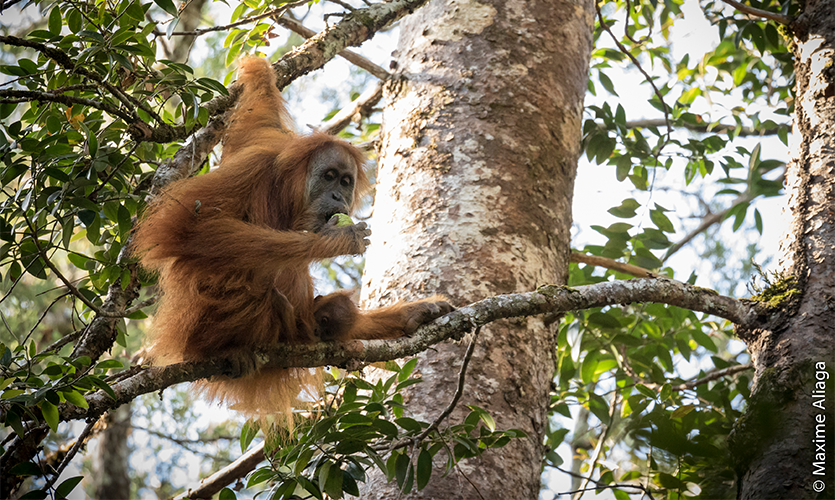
[749,276,801,311]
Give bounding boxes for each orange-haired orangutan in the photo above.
[132,57,452,420]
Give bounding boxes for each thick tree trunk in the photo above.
[731,2,835,498]
[360,0,593,498]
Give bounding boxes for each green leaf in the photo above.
[153,0,179,17]
[318,461,332,496]
[80,124,98,159]
[88,376,116,400]
[659,383,672,401]
[96,359,123,370]
[342,470,360,496]
[121,1,143,22]
[649,209,675,233]
[754,208,763,235]
[323,461,344,499]
[416,448,432,490]
[62,390,89,409]
[615,155,631,181]
[598,71,618,96]
[240,420,258,452]
[678,87,701,104]
[748,143,761,172]
[55,476,83,499]
[671,404,696,419]
[196,77,229,95]
[218,487,236,500]
[394,417,422,433]
[19,490,48,500]
[48,7,62,36]
[298,475,323,500]
[608,198,640,218]
[246,467,274,488]
[478,410,496,432]
[67,9,82,32]
[580,351,599,385]
[690,328,717,353]
[398,358,418,382]
[294,448,314,475]
[40,400,59,431]
[8,461,42,476]
[394,452,410,489]
[635,384,656,399]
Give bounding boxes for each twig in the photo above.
[36,330,83,358]
[595,1,671,142]
[720,0,791,25]
[674,363,752,391]
[413,326,481,444]
[168,0,308,36]
[554,465,656,500]
[326,0,355,10]
[319,80,385,135]
[124,296,158,316]
[42,419,97,492]
[88,142,141,200]
[173,442,266,500]
[623,0,642,45]
[601,118,787,137]
[20,213,102,315]
[274,15,391,80]
[0,90,134,123]
[571,251,662,278]
[572,390,619,500]
[23,292,71,346]
[661,192,754,263]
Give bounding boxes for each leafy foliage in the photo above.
[542,0,791,498]
[232,362,522,499]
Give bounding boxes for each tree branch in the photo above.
[0,90,134,122]
[661,192,754,263]
[720,0,792,25]
[55,278,760,424]
[571,251,662,278]
[173,442,266,500]
[318,80,385,135]
[0,35,177,140]
[167,0,308,36]
[158,0,424,179]
[274,15,391,80]
[601,118,788,137]
[674,363,752,391]
[595,1,671,141]
[200,0,426,121]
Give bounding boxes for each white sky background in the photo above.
[1,0,791,497]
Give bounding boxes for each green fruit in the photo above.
[333,213,354,227]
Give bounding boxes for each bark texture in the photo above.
[731,2,835,498]
[360,0,594,498]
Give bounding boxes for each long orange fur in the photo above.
[133,57,451,423]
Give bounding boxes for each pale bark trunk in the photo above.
[731,2,835,498]
[360,0,593,498]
